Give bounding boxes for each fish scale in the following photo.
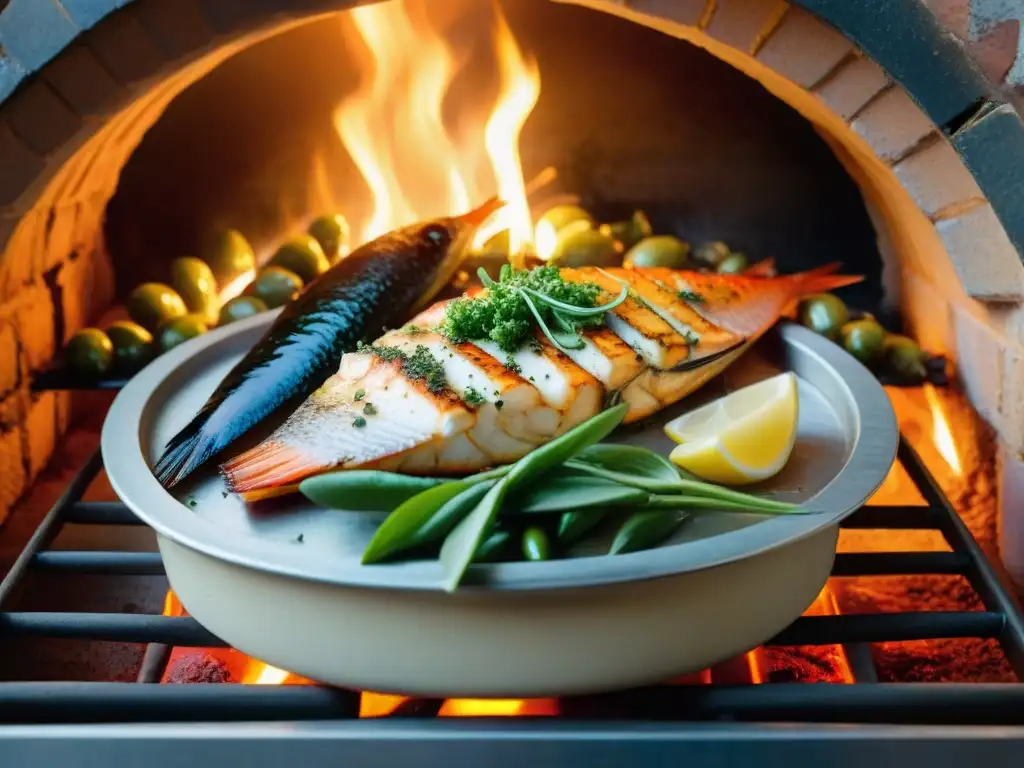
[221,263,862,495]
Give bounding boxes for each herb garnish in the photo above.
[363,403,378,416]
[403,324,427,335]
[441,265,627,354]
[677,290,704,303]
[463,386,487,406]
[354,389,365,401]
[504,356,522,375]
[353,416,367,428]
[364,343,449,394]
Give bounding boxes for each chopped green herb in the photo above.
[403,324,427,335]
[504,356,522,375]
[363,403,378,416]
[495,399,504,410]
[365,344,449,394]
[293,533,305,544]
[677,290,704,303]
[354,389,366,401]
[462,386,487,406]
[187,498,197,508]
[440,265,617,353]
[353,416,367,428]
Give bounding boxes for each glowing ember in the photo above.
[333,0,538,251]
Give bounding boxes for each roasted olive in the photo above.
[307,214,351,264]
[623,236,690,269]
[105,321,154,375]
[693,241,731,267]
[537,204,594,234]
[248,267,304,308]
[840,319,886,365]
[599,210,653,251]
[521,526,552,561]
[548,227,622,268]
[218,295,269,326]
[798,293,848,340]
[170,256,220,326]
[65,328,114,377]
[269,235,330,284]
[201,229,256,283]
[883,334,927,382]
[716,252,748,274]
[126,283,187,333]
[158,314,209,353]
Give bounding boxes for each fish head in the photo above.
[403,196,505,313]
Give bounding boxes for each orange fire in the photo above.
[333,0,539,252]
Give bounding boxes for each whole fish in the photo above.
[153,197,504,489]
[221,263,861,497]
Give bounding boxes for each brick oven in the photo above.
[4,0,1024,759]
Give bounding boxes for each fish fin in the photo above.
[743,258,776,277]
[152,411,219,489]
[222,442,333,494]
[669,340,747,371]
[792,270,863,295]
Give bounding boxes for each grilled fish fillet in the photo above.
[222,264,860,496]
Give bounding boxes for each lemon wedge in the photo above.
[665,372,799,485]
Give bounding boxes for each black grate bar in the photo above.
[0,682,360,724]
[31,370,128,392]
[0,613,225,647]
[898,440,1024,679]
[768,611,1004,646]
[136,644,173,684]
[840,505,938,530]
[0,449,101,609]
[64,502,142,526]
[831,551,970,576]
[32,551,165,575]
[560,683,1024,725]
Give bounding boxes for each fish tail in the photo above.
[222,441,332,495]
[152,411,221,489]
[790,268,863,295]
[743,257,776,277]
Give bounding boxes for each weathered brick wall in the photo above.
[0,0,1021,527]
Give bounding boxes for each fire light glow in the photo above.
[333,0,539,252]
[924,383,963,476]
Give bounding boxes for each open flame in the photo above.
[924,383,963,476]
[333,0,539,251]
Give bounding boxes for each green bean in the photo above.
[474,529,513,563]
[558,508,609,546]
[521,526,552,561]
[438,403,629,591]
[610,511,690,555]
[512,470,647,513]
[299,471,445,511]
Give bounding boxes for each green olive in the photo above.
[716,253,749,274]
[598,210,653,251]
[201,229,256,283]
[106,321,154,375]
[170,257,220,326]
[521,526,552,561]
[537,204,594,234]
[248,266,304,308]
[307,214,351,264]
[548,227,622,268]
[158,314,209,353]
[798,293,848,340]
[218,296,269,326]
[693,241,731,267]
[65,328,114,377]
[268,235,330,284]
[883,334,927,382]
[623,236,691,269]
[126,283,187,333]
[841,319,886,365]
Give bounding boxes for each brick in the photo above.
[849,87,937,163]
[57,250,112,339]
[24,390,56,480]
[0,316,18,395]
[0,424,26,517]
[812,55,889,121]
[42,42,126,117]
[0,0,80,72]
[0,120,45,207]
[1001,340,1024,455]
[935,203,1024,302]
[953,302,1004,425]
[58,0,123,30]
[12,282,56,371]
[85,10,166,85]
[704,0,787,51]
[0,385,27,431]
[755,7,852,87]
[997,441,1024,592]
[4,80,84,156]
[42,202,79,268]
[627,0,706,27]
[893,137,985,218]
[134,0,215,59]
[899,269,955,356]
[0,45,28,103]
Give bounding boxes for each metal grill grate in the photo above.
[4,376,1024,763]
